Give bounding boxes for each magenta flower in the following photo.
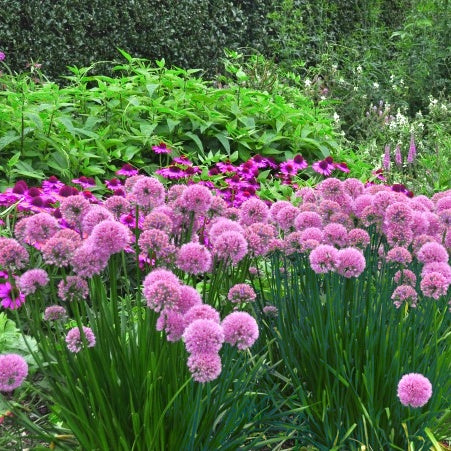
[309,244,339,274]
[394,269,417,287]
[24,212,59,244]
[386,247,412,265]
[71,242,109,278]
[142,211,173,234]
[347,228,370,249]
[395,144,402,166]
[420,272,449,299]
[176,242,212,275]
[208,218,245,244]
[222,311,259,350]
[334,162,350,173]
[116,163,139,177]
[184,304,220,327]
[312,157,335,176]
[228,284,256,303]
[59,195,91,227]
[132,177,165,210]
[58,276,89,302]
[0,282,25,310]
[213,231,248,265]
[72,176,96,189]
[392,285,418,308]
[66,326,96,353]
[422,262,451,284]
[0,52,5,61]
[138,228,171,258]
[323,223,348,248]
[90,220,131,256]
[82,206,114,235]
[183,319,224,354]
[397,373,432,407]
[187,353,222,383]
[0,354,28,392]
[143,268,180,287]
[18,269,49,295]
[156,309,185,342]
[42,236,78,267]
[417,242,448,264]
[275,205,299,231]
[152,142,172,154]
[407,134,416,164]
[383,145,391,171]
[180,184,213,215]
[44,305,67,321]
[294,211,322,231]
[178,286,203,315]
[143,279,181,312]
[239,197,269,226]
[336,247,366,278]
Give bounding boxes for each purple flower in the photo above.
[383,145,391,171]
[394,269,417,287]
[176,242,212,275]
[386,247,412,265]
[420,272,449,299]
[72,176,96,189]
[187,353,222,383]
[180,184,213,215]
[0,282,25,310]
[213,231,248,265]
[392,285,418,308]
[18,269,49,295]
[407,134,416,164]
[312,157,335,176]
[24,212,60,244]
[66,326,96,353]
[323,223,348,248]
[395,144,402,166]
[178,286,203,315]
[0,52,5,62]
[309,245,339,274]
[116,163,139,177]
[0,354,28,392]
[239,198,269,226]
[336,247,366,278]
[132,177,165,210]
[184,304,220,327]
[222,311,259,350]
[183,319,224,354]
[138,228,171,258]
[347,228,370,249]
[71,241,109,278]
[263,305,278,317]
[208,218,245,244]
[90,220,131,256]
[417,242,448,264]
[294,211,322,231]
[143,269,180,287]
[397,373,432,407]
[44,305,67,321]
[422,262,451,284]
[82,206,114,235]
[156,309,185,342]
[42,236,78,267]
[275,205,299,231]
[0,238,29,272]
[142,211,173,234]
[143,279,181,312]
[58,276,89,302]
[59,195,91,227]
[228,284,256,303]
[152,142,172,154]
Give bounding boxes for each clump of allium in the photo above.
[65,326,96,353]
[420,272,449,299]
[184,304,220,327]
[53,228,82,243]
[269,200,292,223]
[228,284,256,304]
[323,223,348,248]
[300,227,324,243]
[0,354,28,392]
[59,195,91,227]
[343,178,364,198]
[18,268,49,295]
[183,319,224,354]
[397,373,432,408]
[317,178,344,202]
[90,220,131,256]
[82,206,114,235]
[245,222,277,256]
[187,353,222,383]
[104,195,131,219]
[392,285,418,308]
[309,244,339,274]
[178,285,203,315]
[384,202,413,229]
[294,211,322,231]
[239,197,269,226]
[394,269,417,287]
[222,311,259,350]
[71,242,109,278]
[179,184,212,215]
[142,211,173,234]
[156,309,185,342]
[417,242,449,264]
[24,212,59,244]
[143,279,181,312]
[318,200,342,222]
[44,305,67,321]
[176,242,212,274]
[132,176,165,210]
[213,231,248,265]
[275,205,299,231]
[422,262,451,284]
[386,247,413,265]
[0,238,29,272]
[336,248,366,278]
[58,276,89,302]
[42,236,78,267]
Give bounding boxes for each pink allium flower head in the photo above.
[296,187,317,204]
[263,305,278,317]
[323,223,348,248]
[42,236,78,267]
[318,199,341,221]
[336,247,366,278]
[59,195,91,226]
[309,245,339,273]
[228,284,256,304]
[179,184,212,215]
[300,227,324,242]
[385,202,413,228]
[54,228,82,243]
[386,247,413,265]
[0,354,28,392]
[90,220,131,256]
[143,279,181,312]
[82,206,114,235]
[208,196,228,217]
[0,238,29,271]
[138,228,171,258]
[422,212,442,236]
[18,269,49,295]
[187,353,222,383]
[239,197,269,226]
[132,177,165,210]
[142,211,173,234]
[104,196,131,219]
[420,272,449,299]
[156,309,185,342]
[392,285,418,308]
[343,178,365,199]
[183,319,224,354]
[143,269,180,287]
[317,177,344,201]
[208,218,245,244]
[422,262,451,284]
[245,223,277,256]
[407,134,417,164]
[269,201,292,223]
[71,241,109,278]
[371,191,395,217]
[44,305,67,321]
[13,217,31,245]
[410,212,430,236]
[417,242,448,264]
[213,231,248,265]
[284,232,304,255]
[383,144,391,170]
[58,276,89,302]
[276,205,299,231]
[294,211,322,231]
[124,174,145,193]
[222,311,259,350]
[329,212,353,230]
[24,212,59,244]
[176,242,212,275]
[397,373,432,407]
[184,304,221,327]
[65,326,96,353]
[394,269,417,287]
[386,228,414,248]
[436,196,451,213]
[178,285,203,315]
[354,194,373,217]
[347,228,370,249]
[0,282,25,310]
[438,209,451,228]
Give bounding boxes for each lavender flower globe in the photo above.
[0,354,28,392]
[397,373,432,408]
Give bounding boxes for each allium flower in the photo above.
[222,311,259,350]
[394,269,417,287]
[58,276,89,302]
[420,272,449,299]
[183,319,224,354]
[300,227,324,243]
[385,202,413,228]
[372,191,394,217]
[18,269,49,295]
[208,218,244,244]
[296,187,317,204]
[0,354,28,392]
[343,178,364,198]
[187,353,222,383]
[294,211,322,231]
[132,177,165,210]
[90,220,131,256]
[397,373,432,407]
[42,236,78,267]
[386,247,413,265]
[179,184,212,215]
[347,228,370,249]
[392,285,418,308]
[410,212,430,236]
[239,198,269,226]
[59,195,91,227]
[142,211,173,234]
[422,262,451,284]
[184,304,220,327]
[143,269,180,287]
[138,228,171,257]
[156,309,185,342]
[104,196,131,219]
[417,242,448,264]
[71,242,109,278]
[245,223,277,256]
[213,231,248,265]
[66,326,96,353]
[0,238,29,271]
[0,282,25,310]
[143,279,181,312]
[309,245,339,273]
[323,223,348,247]
[336,248,366,278]
[176,242,212,274]
[284,231,304,255]
[44,305,67,321]
[263,305,278,317]
[228,284,256,303]
[82,206,114,235]
[24,213,59,243]
[386,228,413,248]
[179,285,203,315]
[275,205,299,231]
[317,177,344,201]
[0,52,5,61]
[152,142,172,154]
[208,196,227,217]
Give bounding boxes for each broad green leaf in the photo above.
[146,84,159,97]
[215,133,230,154]
[184,132,204,154]
[7,153,21,167]
[0,133,20,151]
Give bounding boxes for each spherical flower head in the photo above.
[184,304,220,327]
[156,309,185,342]
[132,177,165,210]
[58,276,89,302]
[263,305,278,317]
[228,283,256,304]
[386,247,413,265]
[317,177,344,201]
[179,285,203,315]
[275,205,299,231]
[239,198,269,226]
[176,242,212,275]
[187,353,222,383]
[245,222,277,257]
[104,196,131,219]
[296,187,317,204]
[213,231,248,265]
[397,373,432,407]
[222,311,259,350]
[208,218,245,244]
[42,236,78,267]
[394,269,417,287]
[417,242,448,264]
[18,268,49,295]
[0,282,25,310]
[386,227,413,248]
[91,220,131,256]
[71,241,109,278]
[0,238,29,272]
[343,178,365,199]
[294,211,322,231]
[143,279,181,312]
[59,195,91,226]
[24,212,59,244]
[0,354,28,392]
[66,326,96,353]
[44,305,67,321]
[143,268,180,287]
[323,223,348,248]
[82,206,114,235]
[410,212,430,236]
[269,201,292,223]
[179,184,212,215]
[347,228,370,249]
[300,227,324,243]
[392,285,418,308]
[284,231,304,255]
[309,245,339,274]
[183,319,224,354]
[138,228,170,257]
[385,202,413,228]
[142,211,173,234]
[336,247,366,278]
[422,262,451,284]
[371,191,395,217]
[420,272,449,299]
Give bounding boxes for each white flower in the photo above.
[353,86,359,91]
[333,112,340,123]
[304,79,312,87]
[356,65,363,73]
[373,82,380,89]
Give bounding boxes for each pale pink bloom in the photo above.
[397,373,432,407]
